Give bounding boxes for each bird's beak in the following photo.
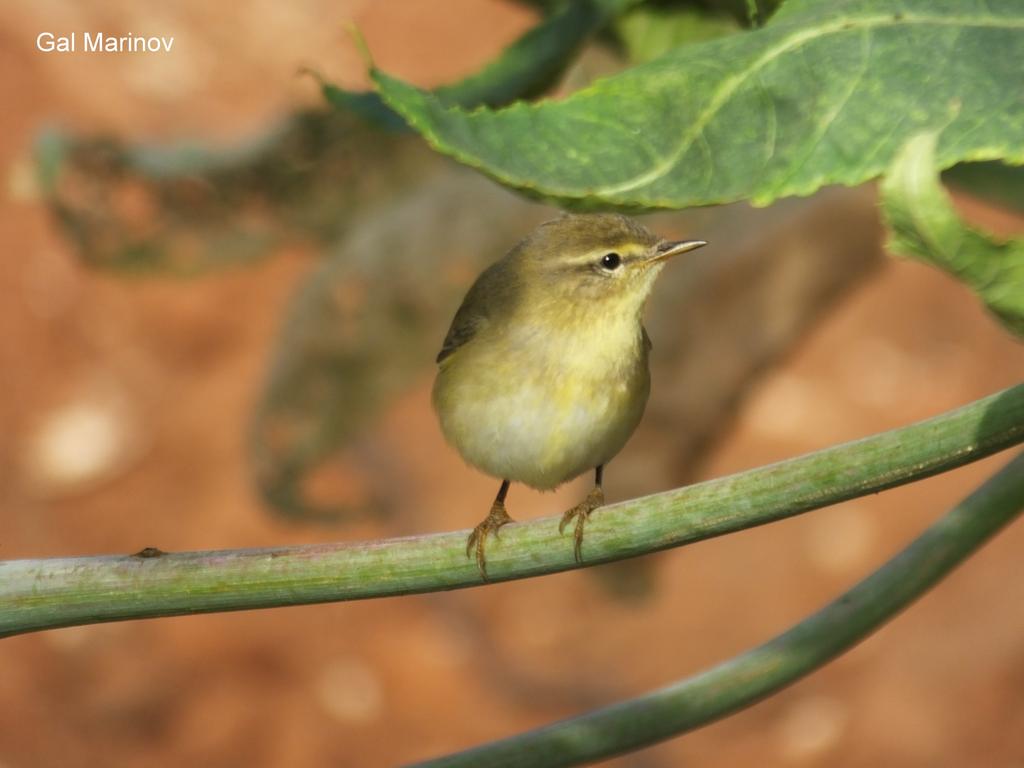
[648,239,707,264]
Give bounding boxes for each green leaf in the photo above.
[373,0,1024,210]
[434,0,629,105]
[322,85,409,131]
[882,131,1024,337]
[322,0,623,130]
[614,6,739,65]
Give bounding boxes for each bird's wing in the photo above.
[436,259,519,365]
[436,301,488,363]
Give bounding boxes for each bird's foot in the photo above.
[466,500,513,580]
[559,486,605,563]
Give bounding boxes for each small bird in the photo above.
[432,213,706,578]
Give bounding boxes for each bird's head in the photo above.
[512,213,706,311]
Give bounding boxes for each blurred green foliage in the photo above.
[35,112,432,275]
[614,5,739,63]
[319,0,624,130]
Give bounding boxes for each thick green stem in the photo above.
[1,383,1022,638]
[415,451,1024,767]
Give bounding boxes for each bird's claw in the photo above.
[559,487,605,563]
[466,500,513,580]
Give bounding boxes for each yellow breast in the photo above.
[433,309,650,490]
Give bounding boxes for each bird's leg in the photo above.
[559,465,605,563]
[466,480,513,580]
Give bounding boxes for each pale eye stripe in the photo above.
[564,245,647,268]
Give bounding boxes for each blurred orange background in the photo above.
[1,2,1023,766]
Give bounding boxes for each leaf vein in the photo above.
[768,26,874,196]
[599,11,1022,199]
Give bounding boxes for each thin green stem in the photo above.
[746,0,761,28]
[1,383,1022,638]
[414,450,1024,767]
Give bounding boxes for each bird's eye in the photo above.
[600,252,621,270]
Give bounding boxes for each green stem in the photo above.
[414,451,1024,768]
[745,0,761,28]
[1,383,1022,638]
